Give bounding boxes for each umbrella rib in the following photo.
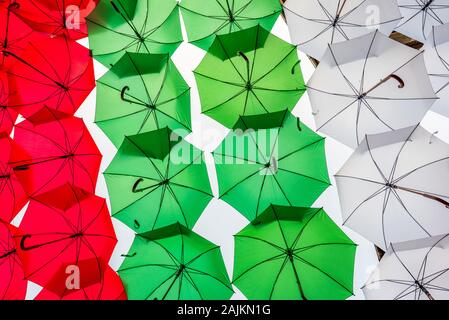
[216,36,247,83]
[342,186,388,225]
[125,137,164,180]
[388,125,418,182]
[168,181,213,197]
[268,256,290,299]
[203,88,247,114]
[212,152,264,165]
[151,184,168,230]
[179,6,229,20]
[334,174,385,187]
[219,169,262,198]
[392,156,449,185]
[193,71,245,88]
[165,184,189,227]
[254,172,268,217]
[118,263,178,273]
[185,266,233,292]
[251,47,298,86]
[277,138,324,161]
[277,167,330,186]
[182,270,205,300]
[232,253,286,283]
[234,234,287,252]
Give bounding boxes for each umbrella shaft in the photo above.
[0,248,16,259]
[289,256,307,300]
[161,270,183,300]
[394,185,449,209]
[336,0,348,18]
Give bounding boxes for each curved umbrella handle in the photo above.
[121,252,137,258]
[8,2,20,10]
[296,118,302,131]
[132,178,144,193]
[20,234,34,251]
[20,234,77,251]
[291,61,300,74]
[120,86,134,104]
[389,74,405,88]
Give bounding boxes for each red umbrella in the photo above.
[0,220,27,300]
[10,107,102,196]
[0,72,17,136]
[6,35,95,118]
[0,133,27,223]
[12,184,117,289]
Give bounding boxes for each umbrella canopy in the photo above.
[283,0,402,60]
[95,52,191,147]
[0,72,17,136]
[0,221,27,300]
[179,0,282,50]
[13,184,117,289]
[213,110,330,221]
[104,128,213,233]
[118,223,233,300]
[6,36,95,118]
[395,0,449,43]
[10,107,102,196]
[194,25,306,128]
[424,23,449,117]
[363,235,449,300]
[0,134,27,223]
[336,125,449,251]
[308,31,438,149]
[86,0,183,68]
[233,205,356,300]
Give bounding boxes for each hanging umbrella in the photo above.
[118,223,233,300]
[86,0,183,68]
[395,0,449,43]
[13,184,117,289]
[233,205,356,300]
[335,125,449,251]
[194,25,306,128]
[10,107,102,196]
[104,127,213,233]
[0,221,27,300]
[7,0,98,40]
[0,72,17,136]
[95,52,191,147]
[283,0,402,60]
[0,134,27,223]
[363,235,449,300]
[179,0,282,50]
[424,23,449,117]
[308,31,438,149]
[213,110,330,221]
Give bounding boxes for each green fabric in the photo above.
[95,53,191,147]
[194,25,305,128]
[179,0,282,50]
[213,111,330,221]
[87,0,183,68]
[119,223,233,300]
[104,128,213,233]
[233,206,356,300]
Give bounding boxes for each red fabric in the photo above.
[13,184,117,290]
[0,221,27,300]
[0,72,17,136]
[10,107,102,196]
[7,36,95,118]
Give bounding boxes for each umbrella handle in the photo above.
[132,178,144,193]
[237,51,251,81]
[296,118,302,131]
[291,61,300,74]
[120,86,135,104]
[19,234,79,251]
[7,2,20,10]
[121,252,136,258]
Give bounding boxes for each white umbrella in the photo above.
[424,23,449,117]
[363,235,449,300]
[283,0,402,60]
[335,125,449,250]
[308,31,437,148]
[395,0,449,43]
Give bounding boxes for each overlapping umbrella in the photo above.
[179,0,282,50]
[104,128,213,233]
[118,223,233,300]
[213,110,330,221]
[87,0,183,68]
[283,0,402,60]
[194,25,306,128]
[336,125,449,250]
[95,52,191,147]
[233,205,356,300]
[0,72,18,135]
[308,31,438,148]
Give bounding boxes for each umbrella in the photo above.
[363,235,449,300]
[335,125,449,251]
[308,31,438,149]
[0,220,27,300]
[213,110,330,221]
[95,52,191,147]
[0,134,27,223]
[179,0,282,50]
[7,0,98,40]
[194,25,306,128]
[6,36,95,118]
[10,107,102,196]
[233,205,356,300]
[13,184,117,289]
[86,0,183,68]
[104,127,213,233]
[424,23,449,117]
[283,0,402,60]
[0,72,18,136]
[118,223,233,300]
[395,0,449,43]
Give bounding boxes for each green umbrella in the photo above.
[233,205,357,300]
[213,110,330,221]
[87,0,183,68]
[95,52,191,147]
[179,0,282,50]
[194,25,305,128]
[118,223,234,300]
[104,128,213,233]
